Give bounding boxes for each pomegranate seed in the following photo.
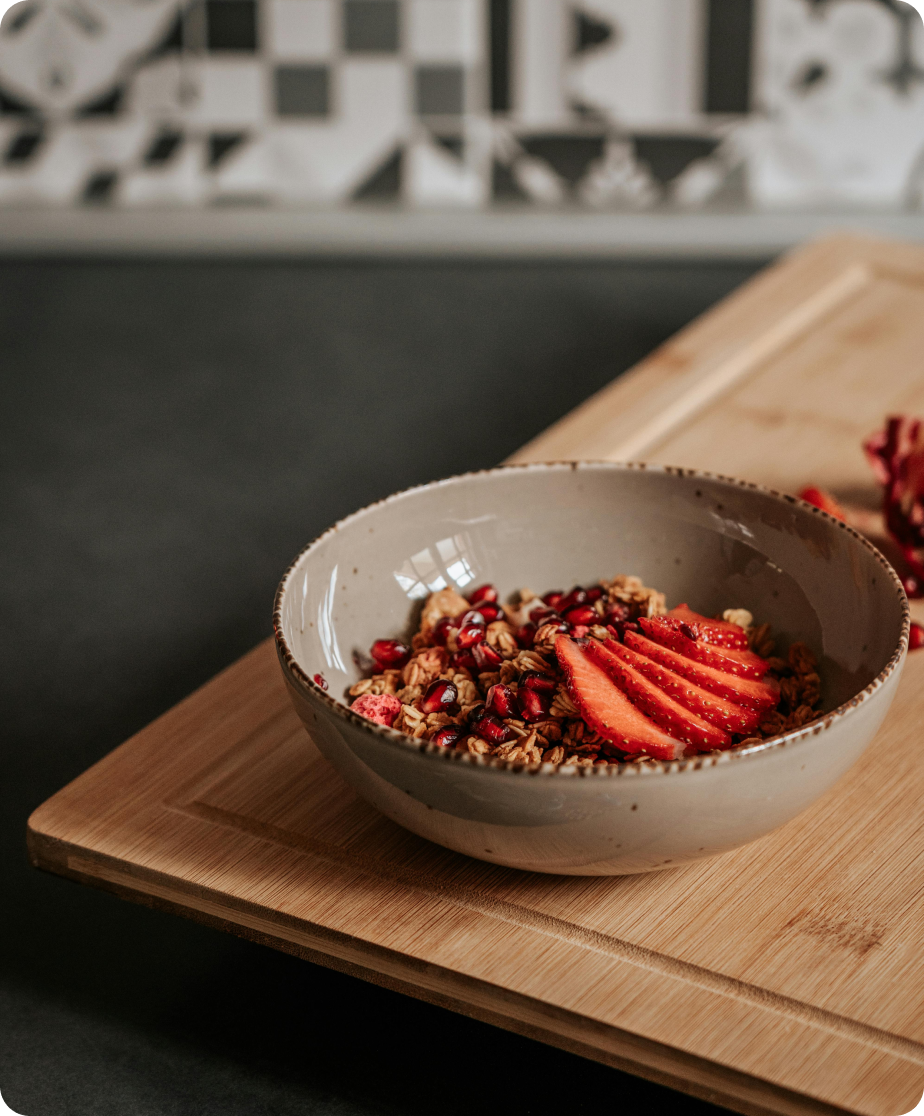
[472,710,513,745]
[431,725,464,748]
[457,610,487,648]
[603,601,631,624]
[609,620,640,642]
[679,623,699,642]
[450,649,478,674]
[903,575,924,599]
[468,584,498,604]
[313,673,329,691]
[516,623,537,648]
[563,605,598,626]
[472,642,503,670]
[470,600,504,623]
[542,591,564,609]
[371,639,411,669]
[432,616,458,646]
[911,622,924,651]
[421,679,459,714]
[487,683,517,718]
[518,687,551,723]
[558,587,589,613]
[521,671,556,694]
[529,606,558,625]
[585,586,604,602]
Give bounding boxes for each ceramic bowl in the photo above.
[273,463,908,876]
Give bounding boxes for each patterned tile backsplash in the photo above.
[0,0,921,209]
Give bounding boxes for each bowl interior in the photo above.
[277,464,905,718]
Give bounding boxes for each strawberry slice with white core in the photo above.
[640,617,769,679]
[597,638,762,736]
[625,631,779,712]
[555,636,686,761]
[667,604,749,650]
[586,639,731,752]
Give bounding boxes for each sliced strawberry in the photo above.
[555,637,686,761]
[799,486,846,523]
[667,604,749,650]
[625,631,778,712]
[597,638,762,736]
[586,639,731,752]
[640,617,769,679]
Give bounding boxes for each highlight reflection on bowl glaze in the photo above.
[274,462,908,876]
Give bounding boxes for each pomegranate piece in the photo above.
[586,639,732,752]
[585,586,604,603]
[352,693,402,728]
[521,670,557,694]
[470,600,504,622]
[421,679,459,714]
[911,622,924,652]
[431,725,464,748]
[563,605,598,626]
[529,605,559,625]
[865,416,924,587]
[558,587,589,613]
[516,622,537,648]
[903,575,924,600]
[608,620,640,642]
[487,683,517,718]
[456,610,487,649]
[667,604,749,650]
[313,673,329,691]
[432,616,458,647]
[472,641,503,671]
[603,601,631,624]
[555,637,685,760]
[450,649,478,674]
[517,687,551,723]
[601,638,762,735]
[370,639,411,669]
[468,584,498,604]
[799,486,846,523]
[640,617,769,679]
[542,591,564,609]
[625,631,778,712]
[472,710,514,745]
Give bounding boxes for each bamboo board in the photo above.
[28,234,924,1116]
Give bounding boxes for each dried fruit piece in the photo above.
[421,679,459,714]
[486,683,517,718]
[517,687,551,723]
[625,631,778,712]
[431,725,464,748]
[599,638,762,735]
[352,693,402,728]
[640,617,769,679]
[587,639,732,751]
[667,604,750,650]
[468,584,499,604]
[799,486,846,523]
[371,639,411,669]
[555,636,686,760]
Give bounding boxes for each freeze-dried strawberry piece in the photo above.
[625,631,778,712]
[640,617,769,679]
[667,604,749,650]
[598,638,762,735]
[798,487,846,523]
[587,639,731,752]
[555,637,686,761]
[352,693,402,728]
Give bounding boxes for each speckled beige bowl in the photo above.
[273,463,908,876]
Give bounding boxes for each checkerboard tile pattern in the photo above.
[0,0,921,209]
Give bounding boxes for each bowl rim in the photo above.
[273,461,910,780]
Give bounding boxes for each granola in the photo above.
[348,579,822,765]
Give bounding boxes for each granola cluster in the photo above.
[347,577,822,766]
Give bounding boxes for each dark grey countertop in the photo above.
[1,254,762,1116]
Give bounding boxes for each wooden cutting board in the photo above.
[28,234,924,1116]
